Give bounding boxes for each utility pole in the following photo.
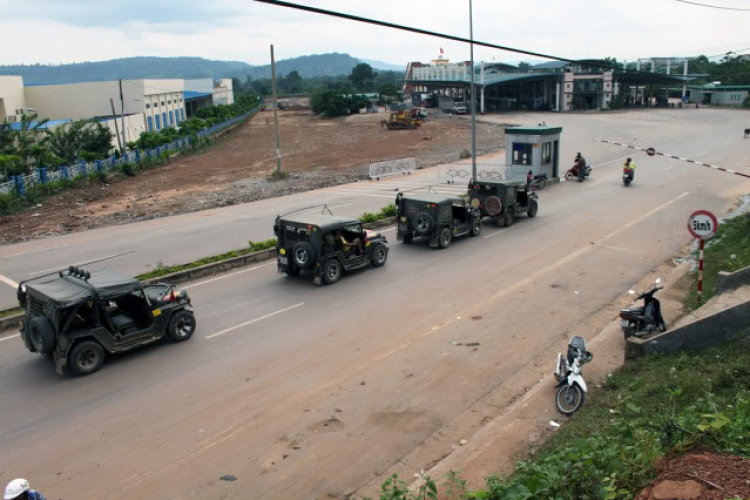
[682,59,689,101]
[119,79,127,152]
[110,98,123,154]
[469,0,477,182]
[270,44,282,175]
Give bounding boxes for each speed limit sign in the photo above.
[688,209,719,305]
[687,210,718,240]
[646,147,656,156]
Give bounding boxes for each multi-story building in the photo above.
[184,78,234,106]
[25,79,186,142]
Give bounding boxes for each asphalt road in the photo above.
[0,108,748,499]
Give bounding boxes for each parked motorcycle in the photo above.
[620,278,667,339]
[553,335,593,415]
[622,167,635,186]
[527,172,548,190]
[566,164,591,182]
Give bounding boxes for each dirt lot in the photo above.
[0,101,506,244]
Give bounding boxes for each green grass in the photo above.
[685,212,750,310]
[136,239,276,281]
[375,338,750,500]
[360,204,397,224]
[0,307,23,319]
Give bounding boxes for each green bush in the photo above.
[248,239,277,252]
[359,204,397,223]
[744,95,750,108]
[121,162,140,177]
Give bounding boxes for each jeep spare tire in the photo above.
[484,196,503,217]
[28,316,56,354]
[415,212,435,236]
[292,242,314,269]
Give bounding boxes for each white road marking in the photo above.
[205,302,305,339]
[380,227,397,233]
[183,262,276,290]
[663,165,677,171]
[601,187,622,195]
[483,226,515,239]
[0,274,19,289]
[0,334,20,343]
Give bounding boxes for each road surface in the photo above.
[0,108,748,499]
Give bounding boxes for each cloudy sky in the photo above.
[2,0,750,67]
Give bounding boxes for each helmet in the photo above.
[575,152,581,158]
[4,479,29,500]
[626,157,631,163]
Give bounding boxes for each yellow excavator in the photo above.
[380,110,423,130]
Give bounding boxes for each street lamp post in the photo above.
[469,0,477,182]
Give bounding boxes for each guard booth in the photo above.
[505,126,562,182]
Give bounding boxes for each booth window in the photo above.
[512,143,532,166]
[541,143,552,164]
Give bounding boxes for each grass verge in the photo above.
[360,204,397,224]
[685,212,750,311]
[373,337,750,500]
[135,239,276,281]
[0,307,23,318]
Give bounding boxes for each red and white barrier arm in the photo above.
[594,138,750,180]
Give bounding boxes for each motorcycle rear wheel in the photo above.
[556,384,585,415]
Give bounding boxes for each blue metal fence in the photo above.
[1,106,261,198]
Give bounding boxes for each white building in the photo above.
[25,79,187,146]
[184,78,234,106]
[0,76,29,123]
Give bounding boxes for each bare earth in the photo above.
[0,103,505,245]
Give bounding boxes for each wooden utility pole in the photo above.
[271,44,282,175]
[110,98,123,153]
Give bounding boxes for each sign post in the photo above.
[687,210,719,305]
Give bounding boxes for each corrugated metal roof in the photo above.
[183,90,213,100]
[532,61,570,69]
[405,72,559,87]
[8,119,72,130]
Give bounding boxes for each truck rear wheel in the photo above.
[438,227,453,249]
[68,340,105,377]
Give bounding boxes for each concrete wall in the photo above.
[185,78,234,106]
[626,300,750,359]
[711,89,748,105]
[717,264,750,295]
[99,114,147,149]
[0,76,28,123]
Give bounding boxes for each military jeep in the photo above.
[273,213,389,285]
[395,192,482,248]
[468,181,538,227]
[17,266,196,376]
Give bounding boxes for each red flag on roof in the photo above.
[440,48,444,55]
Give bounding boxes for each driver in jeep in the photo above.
[336,229,363,255]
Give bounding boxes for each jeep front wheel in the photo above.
[438,227,453,249]
[68,340,105,377]
[371,244,388,267]
[323,259,342,285]
[167,310,196,342]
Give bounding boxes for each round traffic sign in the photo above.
[646,147,656,156]
[687,210,719,240]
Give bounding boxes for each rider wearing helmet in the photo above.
[574,152,587,181]
[4,479,46,500]
[624,157,635,181]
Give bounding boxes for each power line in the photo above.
[252,0,679,78]
[675,0,750,11]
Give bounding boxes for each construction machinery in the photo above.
[380,110,423,130]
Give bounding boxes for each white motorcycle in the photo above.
[553,336,593,415]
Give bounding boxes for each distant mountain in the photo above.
[359,58,405,72]
[0,54,405,85]
[0,53,404,83]
[0,57,254,84]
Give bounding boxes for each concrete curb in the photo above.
[141,248,277,286]
[717,263,750,295]
[0,314,22,334]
